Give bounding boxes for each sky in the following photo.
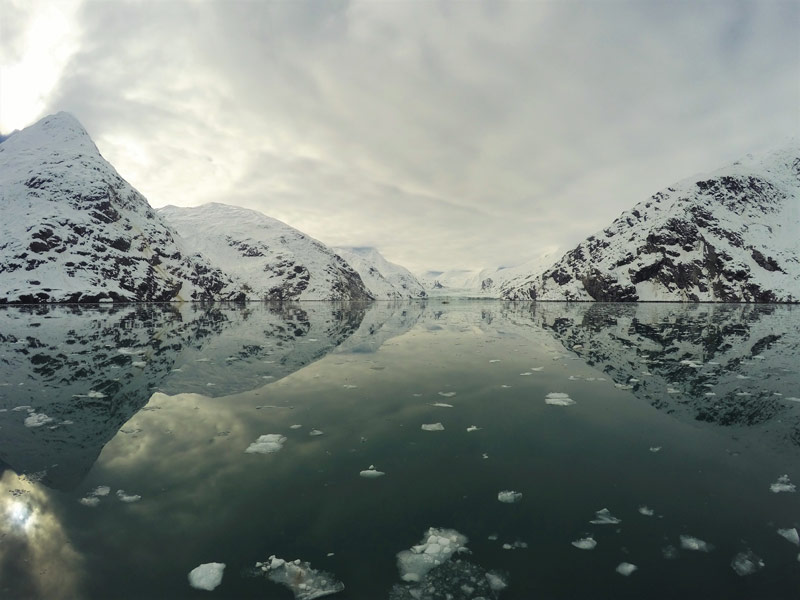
[1,0,798,275]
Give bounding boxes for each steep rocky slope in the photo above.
[333,246,426,299]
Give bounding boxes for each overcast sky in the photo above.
[2,0,798,274]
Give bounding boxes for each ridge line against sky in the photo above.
[1,0,798,274]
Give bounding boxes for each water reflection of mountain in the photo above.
[527,302,800,450]
[0,302,423,490]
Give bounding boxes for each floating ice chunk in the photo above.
[680,535,712,552]
[731,551,764,576]
[91,486,110,497]
[590,508,621,525]
[649,446,662,453]
[638,506,654,516]
[777,528,800,545]
[290,424,302,430]
[188,562,225,591]
[343,384,358,389]
[497,490,522,504]
[309,429,324,437]
[259,555,345,599]
[736,374,750,380]
[438,392,456,398]
[519,372,533,376]
[116,490,141,503]
[421,423,444,431]
[246,434,287,454]
[24,412,53,428]
[79,496,100,507]
[770,474,796,493]
[466,425,480,432]
[195,358,210,362]
[485,571,507,591]
[396,527,468,582]
[704,392,716,397]
[73,390,107,399]
[616,562,637,576]
[500,385,512,389]
[489,359,501,363]
[545,392,575,406]
[12,406,32,412]
[431,402,453,408]
[530,367,544,372]
[571,536,596,550]
[786,397,800,402]
[359,465,385,478]
[482,453,489,459]
[502,541,527,550]
[615,383,633,390]
[132,361,146,368]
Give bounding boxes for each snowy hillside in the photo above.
[158,203,372,302]
[0,113,242,303]
[503,142,800,302]
[333,246,426,299]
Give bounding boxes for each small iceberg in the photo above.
[770,474,796,493]
[396,527,468,582]
[497,490,522,504]
[545,392,575,406]
[245,434,287,454]
[638,506,654,517]
[466,425,481,432]
[616,562,637,576]
[590,508,620,525]
[188,562,225,591]
[679,535,712,552]
[359,465,385,478]
[258,556,344,599]
[731,550,764,576]
[24,412,53,428]
[421,423,444,431]
[438,391,456,398]
[117,490,141,503]
[431,402,453,408]
[571,536,596,550]
[777,528,800,545]
[309,429,325,437]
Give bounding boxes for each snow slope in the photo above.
[0,113,242,303]
[502,142,800,302]
[158,203,372,301]
[333,246,426,299]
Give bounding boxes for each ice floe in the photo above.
[24,412,53,428]
[571,536,596,550]
[290,424,303,430]
[502,541,528,550]
[79,496,100,507]
[421,423,444,431]
[770,474,796,493]
[649,446,662,453]
[638,506,654,517]
[616,562,637,576]
[245,434,287,454]
[309,429,325,437]
[777,528,800,545]
[679,535,712,552]
[188,562,225,591]
[396,527,469,582]
[497,490,522,504]
[545,392,575,406]
[590,508,621,525]
[343,384,358,389]
[489,359,501,363]
[431,402,453,408]
[614,383,633,390]
[438,392,456,398]
[466,425,481,432]
[390,560,506,600]
[731,551,764,576]
[91,486,110,497]
[257,555,344,599]
[359,465,385,478]
[117,490,141,503]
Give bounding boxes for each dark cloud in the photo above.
[29,0,800,272]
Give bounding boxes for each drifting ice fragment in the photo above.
[188,562,225,591]
[545,392,575,406]
[396,527,468,582]
[309,429,324,437]
[245,434,287,454]
[770,474,796,493]
[24,412,53,428]
[421,423,444,431]
[571,536,596,550]
[616,562,637,576]
[359,465,385,478]
[290,424,302,430]
[502,541,528,550]
[731,551,765,576]
[680,535,712,552]
[466,426,480,432]
[638,506,654,517]
[438,392,456,398]
[489,360,501,363]
[777,528,800,545]
[649,446,662,453]
[497,490,522,503]
[590,508,621,525]
[79,497,100,507]
[260,555,344,599]
[117,490,141,503]
[431,402,453,408]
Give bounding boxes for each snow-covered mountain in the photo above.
[332,246,426,299]
[502,142,800,302]
[419,251,560,298]
[0,113,243,303]
[158,203,372,301]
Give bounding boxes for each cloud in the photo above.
[19,0,798,272]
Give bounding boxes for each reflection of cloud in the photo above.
[0,471,85,599]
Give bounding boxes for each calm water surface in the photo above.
[1,301,799,599]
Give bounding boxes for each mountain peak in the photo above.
[0,112,98,160]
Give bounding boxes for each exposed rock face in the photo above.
[158,203,373,301]
[333,246,426,299]
[0,113,242,303]
[502,143,800,302]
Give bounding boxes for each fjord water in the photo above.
[1,301,799,599]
